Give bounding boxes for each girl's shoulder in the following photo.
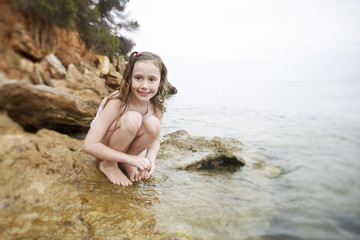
[151,103,164,120]
[100,90,121,108]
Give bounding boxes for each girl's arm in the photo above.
[145,139,160,163]
[143,108,163,178]
[83,99,149,170]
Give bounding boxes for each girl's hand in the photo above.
[128,155,150,171]
[140,159,155,179]
[146,160,155,179]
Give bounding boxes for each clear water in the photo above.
[159,79,360,239]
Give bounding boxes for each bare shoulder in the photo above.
[154,106,164,121]
[100,98,122,122]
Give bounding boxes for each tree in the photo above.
[11,0,138,56]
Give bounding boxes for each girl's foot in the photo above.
[99,161,132,186]
[122,163,141,182]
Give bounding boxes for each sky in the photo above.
[124,0,360,83]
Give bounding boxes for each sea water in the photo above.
[160,79,360,239]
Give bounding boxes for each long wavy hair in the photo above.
[104,51,169,123]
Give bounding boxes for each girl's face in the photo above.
[131,61,161,102]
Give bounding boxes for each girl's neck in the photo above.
[128,95,148,107]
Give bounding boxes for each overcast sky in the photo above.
[125,0,360,83]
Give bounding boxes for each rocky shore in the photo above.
[0,1,281,238]
[0,111,264,239]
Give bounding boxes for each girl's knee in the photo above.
[121,111,142,134]
[143,116,160,137]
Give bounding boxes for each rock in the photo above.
[66,63,109,97]
[19,58,34,73]
[45,54,67,78]
[159,130,245,172]
[54,28,87,67]
[0,1,178,133]
[92,55,110,76]
[33,62,45,85]
[117,55,126,73]
[12,22,43,61]
[106,64,123,88]
[253,160,282,178]
[180,152,245,172]
[0,111,189,239]
[0,111,280,238]
[0,80,99,132]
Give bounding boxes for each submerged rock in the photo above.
[180,152,245,172]
[253,160,282,178]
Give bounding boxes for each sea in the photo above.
[158,78,360,239]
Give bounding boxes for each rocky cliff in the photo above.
[0,0,123,132]
[0,0,175,132]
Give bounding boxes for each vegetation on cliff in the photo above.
[10,0,138,57]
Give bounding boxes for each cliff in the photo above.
[0,0,175,132]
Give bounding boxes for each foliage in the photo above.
[11,0,138,56]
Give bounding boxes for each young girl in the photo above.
[83,51,168,186]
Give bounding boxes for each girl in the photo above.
[83,51,168,186]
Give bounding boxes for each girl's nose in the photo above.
[140,80,148,89]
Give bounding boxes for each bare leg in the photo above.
[99,112,142,186]
[122,116,160,180]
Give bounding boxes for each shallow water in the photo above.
[66,80,360,239]
[159,79,360,239]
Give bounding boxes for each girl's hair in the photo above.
[105,51,169,123]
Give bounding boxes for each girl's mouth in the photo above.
[138,91,150,97]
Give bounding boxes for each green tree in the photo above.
[12,0,138,56]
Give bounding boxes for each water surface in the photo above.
[159,79,360,239]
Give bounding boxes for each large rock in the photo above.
[0,112,212,239]
[64,63,109,97]
[0,112,281,239]
[0,79,100,132]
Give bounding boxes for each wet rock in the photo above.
[0,111,186,239]
[180,152,245,172]
[159,130,245,172]
[253,160,282,178]
[0,112,281,239]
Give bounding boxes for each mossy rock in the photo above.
[179,152,245,173]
